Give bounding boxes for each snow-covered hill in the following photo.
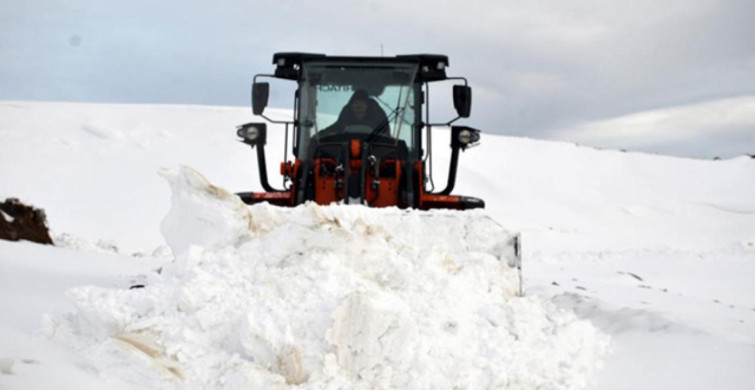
[1,101,754,389]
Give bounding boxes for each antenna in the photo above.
[380,44,384,57]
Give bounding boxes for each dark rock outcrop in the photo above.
[0,198,53,245]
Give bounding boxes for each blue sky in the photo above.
[2,0,754,158]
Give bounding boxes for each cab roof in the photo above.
[270,52,450,82]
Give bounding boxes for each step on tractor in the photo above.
[235,52,485,210]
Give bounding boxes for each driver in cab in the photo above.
[319,89,390,137]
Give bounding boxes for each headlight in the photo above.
[457,129,479,145]
[242,126,259,141]
[458,129,472,144]
[237,125,259,141]
[235,122,267,146]
[451,126,481,150]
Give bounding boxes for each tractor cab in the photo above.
[236,52,484,210]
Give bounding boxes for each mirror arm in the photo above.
[259,114,294,125]
[425,76,470,127]
[445,115,462,126]
[426,117,461,128]
[445,76,468,85]
[253,74,294,124]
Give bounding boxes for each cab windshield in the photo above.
[298,62,419,156]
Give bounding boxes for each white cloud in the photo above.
[556,95,755,158]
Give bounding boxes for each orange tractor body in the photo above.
[236,53,484,210]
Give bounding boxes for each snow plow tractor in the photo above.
[236,52,485,210]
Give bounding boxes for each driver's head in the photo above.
[349,90,370,120]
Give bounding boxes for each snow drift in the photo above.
[43,166,609,389]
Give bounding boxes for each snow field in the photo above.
[2,101,754,389]
[42,166,609,389]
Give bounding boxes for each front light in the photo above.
[237,125,259,141]
[458,129,473,144]
[451,126,481,150]
[235,122,267,147]
[243,126,259,141]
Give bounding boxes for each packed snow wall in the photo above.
[44,166,609,389]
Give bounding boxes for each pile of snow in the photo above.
[43,167,608,389]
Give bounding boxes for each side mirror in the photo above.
[452,85,472,118]
[236,122,267,147]
[451,126,480,150]
[252,82,270,115]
